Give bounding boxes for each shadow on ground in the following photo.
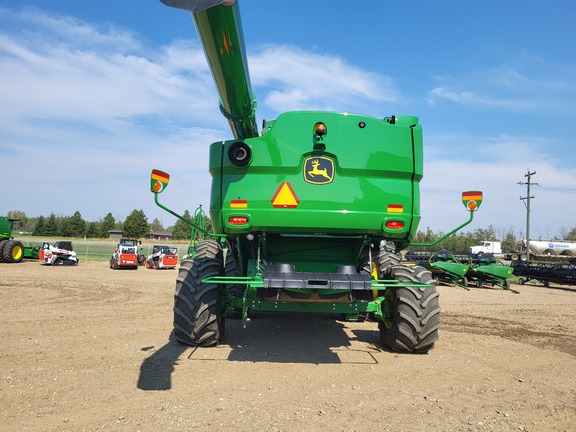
[137,313,385,390]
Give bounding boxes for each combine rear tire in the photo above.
[379,265,440,354]
[2,240,24,263]
[377,250,402,277]
[173,239,224,346]
[0,239,7,262]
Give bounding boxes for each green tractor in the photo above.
[152,0,482,353]
[0,216,39,263]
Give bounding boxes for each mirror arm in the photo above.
[154,192,212,237]
[409,210,475,248]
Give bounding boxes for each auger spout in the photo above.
[161,0,258,139]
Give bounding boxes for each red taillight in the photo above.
[228,216,249,225]
[385,220,404,230]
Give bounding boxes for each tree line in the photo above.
[6,209,212,241]
[412,225,576,255]
[7,209,576,253]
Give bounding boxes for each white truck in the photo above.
[471,239,576,261]
[470,241,502,255]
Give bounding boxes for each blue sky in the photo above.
[1,0,575,239]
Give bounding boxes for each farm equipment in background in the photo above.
[406,249,515,292]
[39,241,79,266]
[465,253,515,292]
[404,250,470,288]
[110,238,144,270]
[470,239,576,262]
[513,261,576,287]
[150,0,482,353]
[0,216,40,263]
[146,245,179,270]
[182,205,209,261]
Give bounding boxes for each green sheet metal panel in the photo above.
[209,111,422,240]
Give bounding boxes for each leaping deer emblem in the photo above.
[308,159,331,180]
[304,156,334,185]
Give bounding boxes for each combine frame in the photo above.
[150,0,482,353]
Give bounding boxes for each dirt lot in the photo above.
[1,261,575,431]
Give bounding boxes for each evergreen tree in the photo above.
[63,211,86,237]
[33,216,46,236]
[172,210,192,240]
[150,218,164,232]
[59,217,69,237]
[123,210,149,238]
[44,213,59,236]
[85,222,101,238]
[100,213,116,238]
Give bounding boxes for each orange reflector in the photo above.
[228,216,248,225]
[462,191,482,201]
[151,169,169,183]
[385,221,404,230]
[387,204,403,213]
[230,199,248,208]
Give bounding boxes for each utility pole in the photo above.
[518,169,537,262]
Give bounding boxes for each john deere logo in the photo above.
[304,157,334,184]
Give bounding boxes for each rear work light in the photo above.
[228,216,249,225]
[228,141,252,166]
[314,122,327,138]
[385,220,405,230]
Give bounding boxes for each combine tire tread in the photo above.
[377,250,402,277]
[0,239,7,262]
[379,265,440,353]
[173,239,224,347]
[2,239,24,263]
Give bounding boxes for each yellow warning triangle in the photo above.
[271,182,299,208]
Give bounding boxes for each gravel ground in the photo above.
[1,260,575,431]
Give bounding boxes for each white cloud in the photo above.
[427,63,576,113]
[250,44,399,114]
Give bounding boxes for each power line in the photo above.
[518,169,538,262]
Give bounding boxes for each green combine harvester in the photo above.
[151,0,482,353]
[0,216,39,263]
